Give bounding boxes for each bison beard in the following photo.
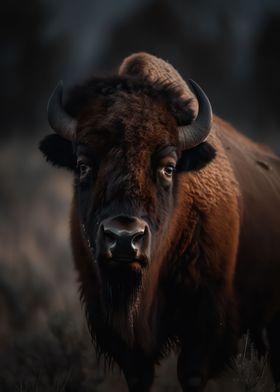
[99,266,144,348]
[40,52,280,391]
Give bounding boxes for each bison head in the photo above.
[40,53,215,338]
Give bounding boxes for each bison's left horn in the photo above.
[178,79,213,150]
[119,53,213,150]
[47,81,77,141]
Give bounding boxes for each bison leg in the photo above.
[177,339,209,392]
[118,354,155,392]
[267,312,280,385]
[177,292,237,391]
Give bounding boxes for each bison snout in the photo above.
[96,216,150,266]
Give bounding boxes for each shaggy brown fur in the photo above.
[40,53,280,392]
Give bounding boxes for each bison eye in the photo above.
[77,160,91,182]
[157,155,177,186]
[158,162,176,185]
[163,165,175,177]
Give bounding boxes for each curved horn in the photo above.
[47,81,77,141]
[119,53,213,150]
[178,79,212,150]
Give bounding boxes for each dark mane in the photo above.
[65,75,195,126]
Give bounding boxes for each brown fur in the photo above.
[40,53,280,391]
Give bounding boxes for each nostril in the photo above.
[131,228,147,251]
[104,230,117,249]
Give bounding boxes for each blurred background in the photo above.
[1,0,279,390]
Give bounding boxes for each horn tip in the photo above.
[187,79,213,121]
[54,80,64,95]
[47,81,63,112]
[57,80,63,89]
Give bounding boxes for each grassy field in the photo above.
[0,138,275,391]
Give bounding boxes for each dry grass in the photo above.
[231,333,275,392]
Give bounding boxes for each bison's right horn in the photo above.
[47,81,77,141]
[178,79,212,150]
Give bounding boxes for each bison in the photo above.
[40,53,280,391]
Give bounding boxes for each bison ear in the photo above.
[176,142,216,173]
[39,134,76,170]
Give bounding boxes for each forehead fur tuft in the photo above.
[65,75,195,126]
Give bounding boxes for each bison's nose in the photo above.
[97,216,150,264]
